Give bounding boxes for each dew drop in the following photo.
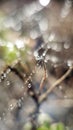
[6,69,11,74]
[24,74,26,77]
[8,99,17,112]
[3,73,6,78]
[44,59,48,63]
[21,97,24,101]
[34,51,38,59]
[42,52,46,57]
[28,83,31,88]
[67,60,73,67]
[1,76,4,80]
[6,80,10,86]
[47,45,51,49]
[30,73,33,76]
[17,99,22,108]
[64,42,70,49]
[59,85,63,90]
[9,104,14,111]
[25,80,28,84]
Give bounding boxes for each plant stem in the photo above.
[39,66,73,103]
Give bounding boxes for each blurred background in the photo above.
[0,0,73,47]
[0,0,73,61]
[0,0,73,130]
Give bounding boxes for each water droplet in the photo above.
[47,45,51,49]
[28,83,31,88]
[25,80,28,84]
[36,63,39,66]
[67,60,73,67]
[30,73,33,76]
[9,104,14,111]
[61,0,72,18]
[1,76,4,80]
[51,55,59,63]
[28,76,32,80]
[42,52,46,57]
[21,97,24,101]
[24,74,26,77]
[34,51,38,58]
[44,59,48,63]
[3,73,6,78]
[17,99,22,108]
[6,69,11,74]
[64,42,70,49]
[59,85,63,90]
[6,81,10,86]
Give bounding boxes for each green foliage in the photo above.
[37,126,49,130]
[37,122,66,130]
[5,47,18,63]
[50,123,65,130]
[0,40,30,64]
[0,42,18,63]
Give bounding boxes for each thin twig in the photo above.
[39,66,73,103]
[39,63,47,90]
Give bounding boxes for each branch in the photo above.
[39,66,73,103]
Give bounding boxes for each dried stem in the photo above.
[39,66,73,103]
[39,63,47,90]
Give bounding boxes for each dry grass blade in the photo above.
[39,64,47,91]
[39,66,73,103]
